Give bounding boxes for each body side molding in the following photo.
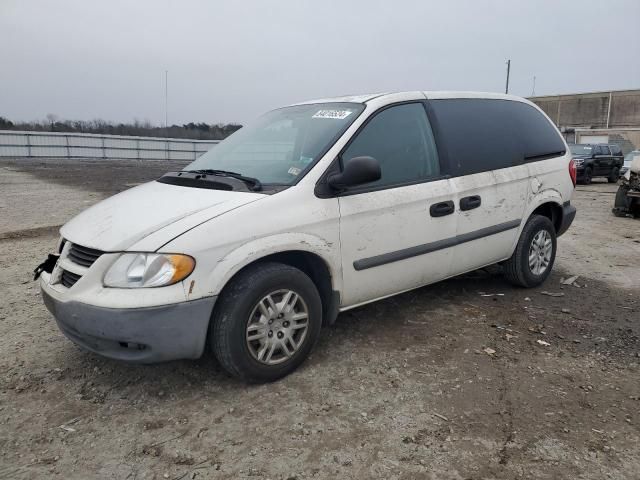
[353,219,521,271]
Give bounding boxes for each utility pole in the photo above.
[505,59,511,94]
[531,75,536,96]
[164,70,168,130]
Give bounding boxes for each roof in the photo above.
[291,91,529,106]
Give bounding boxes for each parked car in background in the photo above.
[620,150,640,177]
[37,91,576,382]
[570,143,624,184]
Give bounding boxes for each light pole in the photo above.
[531,75,536,96]
[164,70,168,131]
[505,59,511,94]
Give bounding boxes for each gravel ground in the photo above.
[0,159,639,480]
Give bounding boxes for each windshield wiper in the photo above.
[182,169,262,191]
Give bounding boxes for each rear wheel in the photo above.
[608,167,620,183]
[211,262,322,383]
[503,215,557,288]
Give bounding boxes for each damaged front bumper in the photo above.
[41,274,216,363]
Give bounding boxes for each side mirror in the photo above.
[328,156,381,189]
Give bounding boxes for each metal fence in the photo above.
[0,130,219,160]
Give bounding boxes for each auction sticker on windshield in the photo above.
[312,109,353,120]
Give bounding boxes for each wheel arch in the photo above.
[507,191,564,257]
[524,190,564,233]
[530,201,563,234]
[207,235,341,326]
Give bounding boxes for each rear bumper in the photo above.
[41,286,216,363]
[557,201,576,237]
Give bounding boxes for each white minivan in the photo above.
[38,91,577,382]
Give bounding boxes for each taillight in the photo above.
[569,159,577,187]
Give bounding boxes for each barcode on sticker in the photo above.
[312,110,353,120]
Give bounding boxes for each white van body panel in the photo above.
[338,178,456,305]
[39,90,577,365]
[61,181,264,251]
[448,164,531,272]
[162,185,342,301]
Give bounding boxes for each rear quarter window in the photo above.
[428,98,566,176]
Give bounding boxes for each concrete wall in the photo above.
[530,89,640,128]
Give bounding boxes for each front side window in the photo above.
[185,102,364,185]
[341,103,440,188]
[600,146,611,155]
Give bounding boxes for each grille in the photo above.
[68,243,104,267]
[60,269,81,288]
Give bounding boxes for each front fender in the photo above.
[199,233,341,299]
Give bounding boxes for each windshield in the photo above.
[185,102,364,185]
[569,144,593,156]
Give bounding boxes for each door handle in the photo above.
[460,195,482,211]
[430,200,455,217]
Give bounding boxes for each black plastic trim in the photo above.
[430,200,455,217]
[557,201,576,237]
[524,150,566,161]
[325,290,341,326]
[353,219,521,271]
[460,195,482,211]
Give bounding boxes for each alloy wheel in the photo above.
[528,230,552,275]
[245,289,309,365]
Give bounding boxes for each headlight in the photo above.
[573,159,584,167]
[104,253,195,288]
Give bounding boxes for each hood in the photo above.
[60,181,265,251]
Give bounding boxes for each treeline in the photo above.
[0,115,242,140]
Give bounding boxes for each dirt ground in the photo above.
[1,159,638,480]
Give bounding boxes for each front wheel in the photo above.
[503,215,557,288]
[211,262,322,383]
[583,167,593,185]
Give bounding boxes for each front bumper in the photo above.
[41,286,216,363]
[557,201,576,237]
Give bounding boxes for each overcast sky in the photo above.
[2,0,639,125]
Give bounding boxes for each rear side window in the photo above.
[342,103,440,188]
[428,99,566,176]
[600,146,611,155]
[610,145,622,155]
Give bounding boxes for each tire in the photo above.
[583,167,592,185]
[608,167,620,183]
[211,262,322,383]
[503,215,557,288]
[612,185,630,217]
